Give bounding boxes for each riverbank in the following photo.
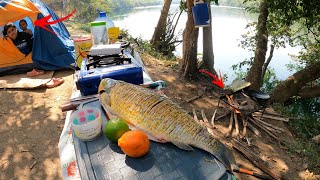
[0,24,318,179]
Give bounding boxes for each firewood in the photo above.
[254,119,283,134]
[247,122,261,138]
[211,109,217,129]
[253,112,289,122]
[186,95,202,103]
[251,116,284,133]
[30,161,37,169]
[240,101,248,106]
[231,138,281,180]
[193,109,198,122]
[242,116,248,137]
[215,111,231,121]
[234,111,240,136]
[258,108,284,117]
[186,88,205,103]
[227,111,234,137]
[201,109,213,128]
[248,117,280,141]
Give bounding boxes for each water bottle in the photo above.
[95,12,115,43]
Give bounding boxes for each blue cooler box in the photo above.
[77,51,143,96]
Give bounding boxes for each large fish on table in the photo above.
[98,78,235,170]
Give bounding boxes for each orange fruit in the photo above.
[104,117,130,143]
[118,130,150,158]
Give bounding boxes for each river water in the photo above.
[111,4,299,82]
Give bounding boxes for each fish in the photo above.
[98,78,235,170]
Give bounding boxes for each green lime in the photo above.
[104,117,130,143]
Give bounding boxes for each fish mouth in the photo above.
[98,78,118,95]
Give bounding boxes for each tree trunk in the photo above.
[201,0,215,74]
[270,61,320,103]
[246,1,269,90]
[261,44,274,79]
[299,86,320,99]
[150,0,172,48]
[180,0,199,79]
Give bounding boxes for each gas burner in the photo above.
[86,54,131,70]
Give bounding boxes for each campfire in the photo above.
[192,79,289,146]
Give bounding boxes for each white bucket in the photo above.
[71,106,102,141]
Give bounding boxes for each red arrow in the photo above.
[199,69,225,89]
[34,9,76,35]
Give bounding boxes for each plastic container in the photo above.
[108,27,120,44]
[90,21,107,45]
[74,37,92,67]
[192,2,210,27]
[95,12,115,32]
[71,106,102,141]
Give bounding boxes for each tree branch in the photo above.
[261,44,274,79]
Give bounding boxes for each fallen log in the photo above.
[231,138,281,180]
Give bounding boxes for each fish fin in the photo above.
[127,125,167,143]
[147,135,166,143]
[172,142,194,151]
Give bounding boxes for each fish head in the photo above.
[98,78,118,106]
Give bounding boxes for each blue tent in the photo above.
[0,0,75,76]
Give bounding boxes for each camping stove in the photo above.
[76,44,143,96]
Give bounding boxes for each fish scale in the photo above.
[99,78,235,170]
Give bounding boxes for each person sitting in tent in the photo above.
[2,23,64,87]
[2,22,33,56]
[2,23,44,76]
[19,19,33,36]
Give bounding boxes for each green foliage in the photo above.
[155,10,183,58]
[261,68,280,93]
[217,0,242,7]
[231,64,280,93]
[275,98,320,173]
[106,0,162,10]
[121,29,176,61]
[265,0,320,66]
[64,0,161,23]
[64,0,111,23]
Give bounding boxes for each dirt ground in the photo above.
[1,31,319,179]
